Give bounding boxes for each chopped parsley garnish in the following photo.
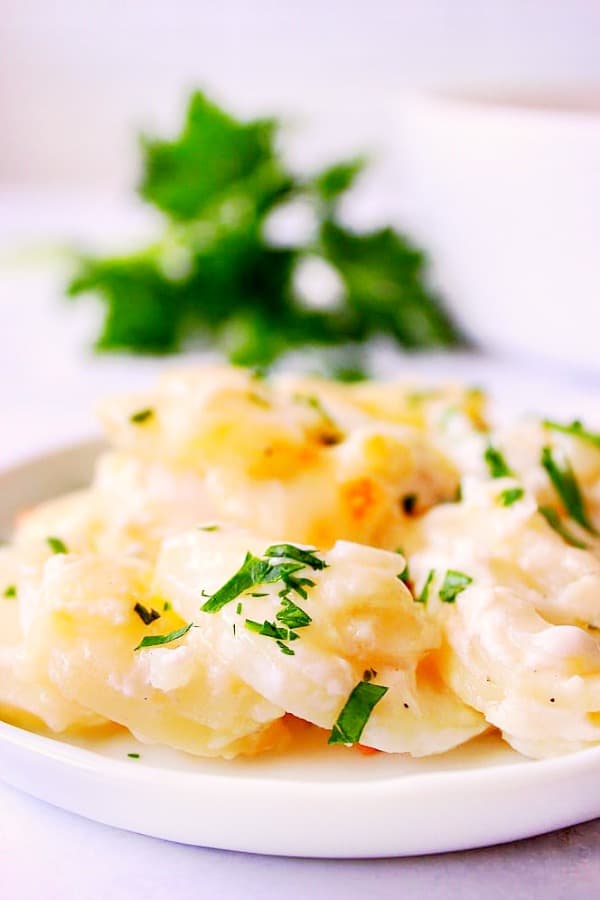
[275,596,312,629]
[133,602,161,626]
[130,407,154,424]
[328,680,389,745]
[202,543,320,652]
[498,486,525,507]
[245,618,299,654]
[46,536,68,555]
[264,543,328,571]
[416,569,435,604]
[439,570,473,603]
[484,444,513,478]
[3,585,17,599]
[402,494,417,515]
[198,524,219,532]
[395,547,410,585]
[538,505,588,549]
[540,446,596,533]
[200,552,304,612]
[134,623,193,651]
[127,753,140,759]
[163,601,172,612]
[543,419,600,449]
[202,544,326,612]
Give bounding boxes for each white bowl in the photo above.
[395,90,600,373]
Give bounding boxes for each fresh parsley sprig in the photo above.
[66,90,462,372]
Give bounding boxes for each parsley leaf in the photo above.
[543,419,600,449]
[498,486,525,507]
[318,221,461,348]
[484,444,513,479]
[3,585,17,599]
[328,681,389,745]
[538,505,588,549]
[312,157,366,205]
[200,551,304,612]
[134,623,193,651]
[394,547,410,586]
[416,569,435,604]
[46,536,68,555]
[439,570,473,603]
[263,544,328,571]
[540,446,596,533]
[133,602,161,626]
[130,407,154,424]
[245,618,298,654]
[275,596,312,630]
[67,90,462,371]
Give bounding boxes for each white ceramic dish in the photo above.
[0,441,598,857]
[395,90,600,373]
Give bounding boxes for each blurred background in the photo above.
[2,0,600,461]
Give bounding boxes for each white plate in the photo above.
[0,441,598,858]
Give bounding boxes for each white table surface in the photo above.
[0,195,598,898]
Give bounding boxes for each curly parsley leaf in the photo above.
[318,220,461,349]
[328,680,389,745]
[312,157,366,205]
[139,91,290,222]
